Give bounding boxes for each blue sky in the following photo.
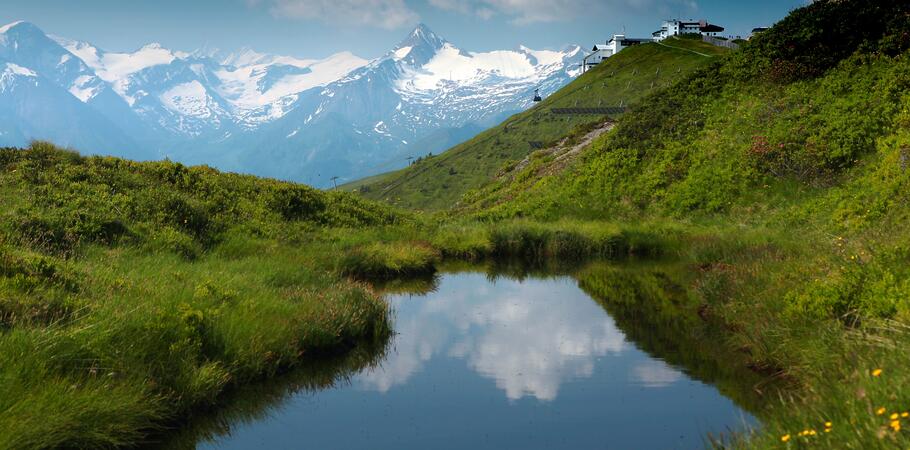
[1,0,806,58]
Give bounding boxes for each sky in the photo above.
[0,0,807,59]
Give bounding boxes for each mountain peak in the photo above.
[391,23,448,66]
[410,23,434,38]
[397,23,446,51]
[0,21,24,33]
[0,21,43,36]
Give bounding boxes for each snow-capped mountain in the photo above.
[0,21,582,186]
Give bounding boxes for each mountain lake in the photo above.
[156,262,765,449]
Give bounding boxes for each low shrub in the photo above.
[267,185,327,221]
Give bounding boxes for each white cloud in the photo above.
[257,0,419,29]
[427,0,699,25]
[475,7,496,19]
[428,0,471,13]
[429,0,494,19]
[630,360,683,388]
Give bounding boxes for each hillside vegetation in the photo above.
[448,0,910,447]
[347,36,728,210]
[0,143,672,448]
[0,145,405,448]
[463,3,910,222]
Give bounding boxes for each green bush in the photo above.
[785,246,910,322]
[267,185,327,221]
[724,0,910,83]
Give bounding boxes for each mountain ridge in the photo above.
[0,21,583,186]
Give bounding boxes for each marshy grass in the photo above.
[339,241,440,280]
[730,321,910,449]
[485,220,674,260]
[0,236,393,448]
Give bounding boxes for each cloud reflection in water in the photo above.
[357,273,633,401]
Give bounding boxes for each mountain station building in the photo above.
[582,34,652,72]
[652,19,725,41]
[583,18,726,71]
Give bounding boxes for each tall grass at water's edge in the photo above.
[0,242,393,449]
[335,219,680,280]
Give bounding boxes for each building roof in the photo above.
[700,23,724,32]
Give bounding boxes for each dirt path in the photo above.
[509,121,615,178]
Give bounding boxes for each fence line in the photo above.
[702,35,740,50]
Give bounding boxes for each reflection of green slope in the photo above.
[437,258,588,283]
[385,258,774,414]
[156,260,769,448]
[347,37,727,210]
[575,262,773,415]
[148,340,390,449]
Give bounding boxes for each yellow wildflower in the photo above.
[902,412,909,418]
[891,413,900,420]
[877,407,887,415]
[824,428,832,433]
[890,420,901,431]
[781,434,791,442]
[872,368,883,377]
[809,429,817,436]
[825,421,832,428]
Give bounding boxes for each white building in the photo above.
[652,19,724,41]
[582,44,610,71]
[583,34,652,72]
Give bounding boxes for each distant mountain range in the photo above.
[0,22,582,186]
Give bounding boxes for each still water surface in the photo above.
[194,270,756,449]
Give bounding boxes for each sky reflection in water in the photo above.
[359,275,650,400]
[203,272,754,450]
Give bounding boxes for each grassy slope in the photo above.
[346,36,727,210]
[452,0,910,447]
[0,145,407,448]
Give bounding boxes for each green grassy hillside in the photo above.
[346,36,728,210]
[465,1,910,221]
[452,0,910,447]
[0,145,407,448]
